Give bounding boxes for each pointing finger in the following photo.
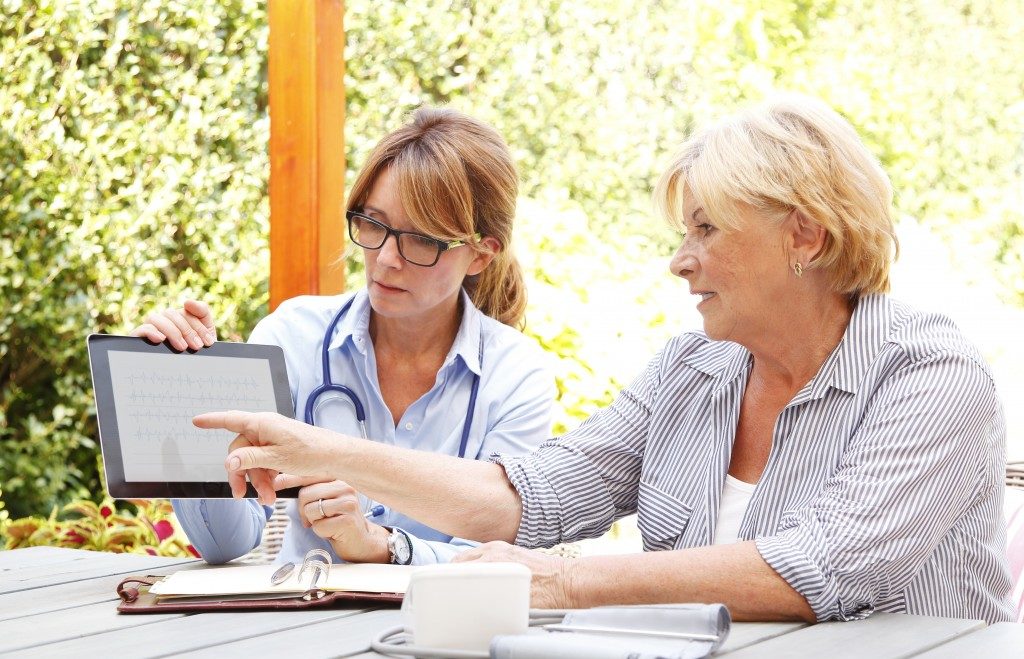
[274,473,325,490]
[193,410,253,435]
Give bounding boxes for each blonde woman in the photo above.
[197,96,1013,623]
[133,108,554,566]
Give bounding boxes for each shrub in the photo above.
[0,486,9,539]
[1,0,270,517]
[2,495,197,557]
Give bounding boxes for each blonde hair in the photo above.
[655,94,899,296]
[348,107,526,327]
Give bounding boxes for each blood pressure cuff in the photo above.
[491,603,730,659]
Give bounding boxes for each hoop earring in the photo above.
[793,262,803,278]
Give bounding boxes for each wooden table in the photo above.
[2,547,1021,658]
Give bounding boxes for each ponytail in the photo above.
[465,248,527,328]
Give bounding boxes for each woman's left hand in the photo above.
[453,541,576,609]
[291,476,391,563]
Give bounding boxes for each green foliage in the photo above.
[0,485,9,538]
[769,1,1024,302]
[515,198,691,434]
[1,0,269,517]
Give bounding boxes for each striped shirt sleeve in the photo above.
[495,347,668,548]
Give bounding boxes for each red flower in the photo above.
[153,520,174,542]
[144,547,157,556]
[186,544,200,558]
[64,529,85,545]
[100,505,113,518]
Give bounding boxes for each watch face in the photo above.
[391,528,412,564]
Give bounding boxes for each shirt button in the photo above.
[404,422,413,431]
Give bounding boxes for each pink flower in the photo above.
[153,520,174,542]
[144,547,157,556]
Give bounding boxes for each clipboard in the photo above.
[87,334,297,499]
[116,550,407,613]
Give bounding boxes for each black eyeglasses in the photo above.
[346,210,479,267]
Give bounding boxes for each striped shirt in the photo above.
[496,294,1014,623]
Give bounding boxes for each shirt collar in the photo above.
[683,337,750,391]
[327,290,372,352]
[326,288,484,375]
[448,289,484,376]
[812,292,891,396]
[680,293,892,397]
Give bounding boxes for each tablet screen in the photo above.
[88,335,295,498]
[107,351,279,482]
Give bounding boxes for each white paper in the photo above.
[150,563,413,597]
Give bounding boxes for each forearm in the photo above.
[317,427,523,543]
[214,411,524,541]
[563,541,815,622]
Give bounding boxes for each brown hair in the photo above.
[347,107,526,328]
[655,94,899,297]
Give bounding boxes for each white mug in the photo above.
[405,562,531,652]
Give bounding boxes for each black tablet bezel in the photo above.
[87,334,298,499]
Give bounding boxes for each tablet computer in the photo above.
[87,334,298,499]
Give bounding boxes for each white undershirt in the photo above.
[712,475,756,545]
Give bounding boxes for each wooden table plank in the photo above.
[0,561,205,621]
[723,613,985,659]
[0,547,195,594]
[913,622,1024,657]
[0,600,184,654]
[717,622,808,654]
[1,549,1006,657]
[8,609,375,658]
[0,546,84,568]
[174,609,403,658]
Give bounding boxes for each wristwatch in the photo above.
[386,527,413,565]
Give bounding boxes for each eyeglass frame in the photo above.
[345,209,480,267]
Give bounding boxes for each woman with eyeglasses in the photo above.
[130,107,555,566]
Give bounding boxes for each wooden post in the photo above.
[268,0,346,310]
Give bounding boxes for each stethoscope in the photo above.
[303,296,481,460]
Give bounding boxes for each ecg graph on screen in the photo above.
[108,354,279,482]
[124,373,268,446]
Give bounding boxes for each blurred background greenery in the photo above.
[2,0,1022,548]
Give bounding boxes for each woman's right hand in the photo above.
[129,299,217,351]
[192,411,341,503]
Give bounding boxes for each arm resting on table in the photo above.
[171,498,270,564]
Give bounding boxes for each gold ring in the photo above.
[317,498,327,518]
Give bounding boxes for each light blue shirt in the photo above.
[173,288,554,565]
